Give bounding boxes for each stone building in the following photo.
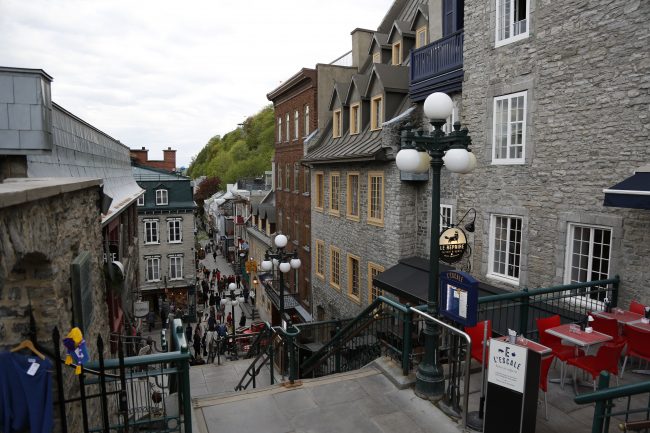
[133,165,196,320]
[303,0,430,320]
[0,66,142,431]
[455,0,650,307]
[266,68,317,320]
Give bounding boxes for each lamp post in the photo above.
[221,282,243,338]
[260,234,301,328]
[396,92,475,399]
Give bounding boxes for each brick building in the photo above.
[266,68,317,321]
[130,146,177,172]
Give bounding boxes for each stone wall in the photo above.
[461,0,650,304]
[0,186,112,432]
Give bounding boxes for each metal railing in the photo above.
[299,296,413,378]
[575,371,650,433]
[410,30,464,83]
[411,307,472,429]
[478,276,620,338]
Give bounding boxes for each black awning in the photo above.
[373,256,506,305]
[603,168,650,210]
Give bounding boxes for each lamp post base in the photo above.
[414,361,445,400]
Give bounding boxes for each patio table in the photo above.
[493,335,552,357]
[592,309,643,324]
[627,319,650,332]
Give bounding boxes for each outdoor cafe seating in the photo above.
[464,320,491,367]
[629,299,646,315]
[621,324,650,377]
[590,314,627,347]
[536,315,585,387]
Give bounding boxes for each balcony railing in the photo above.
[410,30,464,84]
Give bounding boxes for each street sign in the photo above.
[134,301,149,318]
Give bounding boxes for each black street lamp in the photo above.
[396,92,476,399]
[260,234,301,328]
[221,282,243,338]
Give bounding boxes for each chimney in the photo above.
[163,147,176,171]
[350,28,374,69]
[130,147,149,165]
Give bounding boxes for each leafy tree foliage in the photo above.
[194,176,222,206]
[188,105,275,183]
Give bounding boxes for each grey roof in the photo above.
[345,74,371,103]
[368,33,390,54]
[377,0,423,33]
[328,82,350,110]
[387,20,416,42]
[410,4,429,30]
[133,166,189,181]
[367,64,409,94]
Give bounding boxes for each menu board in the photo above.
[487,339,528,393]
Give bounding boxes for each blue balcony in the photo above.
[409,30,464,101]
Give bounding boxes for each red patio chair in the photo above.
[629,300,646,315]
[539,355,555,420]
[621,325,650,378]
[567,341,626,392]
[536,315,584,388]
[591,314,627,347]
[465,320,491,367]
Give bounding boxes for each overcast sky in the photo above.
[0,0,394,168]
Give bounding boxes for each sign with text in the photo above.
[439,227,467,263]
[439,270,478,327]
[134,301,150,318]
[487,339,528,393]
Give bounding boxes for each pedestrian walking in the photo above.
[226,312,233,329]
[147,310,156,331]
[185,322,193,344]
[213,250,217,261]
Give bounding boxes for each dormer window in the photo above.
[391,41,402,65]
[371,95,383,131]
[350,103,361,135]
[416,26,428,48]
[372,52,381,63]
[333,109,342,138]
[156,189,168,205]
[137,194,145,206]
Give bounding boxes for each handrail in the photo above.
[410,307,472,429]
[479,276,620,303]
[85,350,190,369]
[575,375,650,404]
[300,296,406,373]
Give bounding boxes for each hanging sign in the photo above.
[439,227,467,263]
[134,301,150,318]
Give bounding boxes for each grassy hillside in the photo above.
[188,105,274,182]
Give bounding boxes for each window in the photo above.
[315,240,325,279]
[169,256,183,280]
[294,163,300,192]
[304,167,311,194]
[440,205,453,231]
[371,95,383,130]
[155,189,168,205]
[350,103,360,135]
[168,219,182,243]
[144,220,159,244]
[347,173,360,221]
[294,219,300,245]
[285,113,290,141]
[333,109,342,138]
[392,41,402,65]
[285,163,291,190]
[145,257,160,282]
[330,246,341,289]
[347,254,361,301]
[277,117,282,142]
[493,91,527,164]
[278,165,283,189]
[565,224,612,302]
[315,172,324,210]
[137,194,145,206]
[368,262,384,302]
[368,172,384,226]
[489,215,522,283]
[294,110,299,140]
[304,105,310,136]
[329,173,340,215]
[372,52,381,63]
[416,26,428,48]
[496,0,529,46]
[442,105,458,134]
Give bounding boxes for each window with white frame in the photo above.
[285,113,290,141]
[493,91,527,164]
[489,215,522,283]
[168,219,182,243]
[169,256,183,280]
[440,205,453,231]
[294,110,299,139]
[495,0,529,47]
[137,194,145,206]
[442,106,458,134]
[277,117,282,142]
[144,220,159,244]
[156,189,168,205]
[145,257,160,282]
[565,224,612,302]
[304,105,310,136]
